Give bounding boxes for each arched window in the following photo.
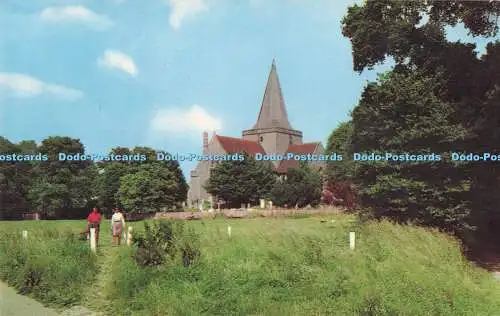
[259,136,263,142]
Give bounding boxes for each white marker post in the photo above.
[90,228,97,253]
[227,225,232,238]
[349,232,356,250]
[127,227,133,246]
[22,230,28,240]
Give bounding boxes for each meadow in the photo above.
[1,214,500,315]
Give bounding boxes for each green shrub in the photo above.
[132,220,200,268]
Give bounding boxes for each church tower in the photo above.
[242,59,303,163]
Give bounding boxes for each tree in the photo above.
[0,137,33,218]
[28,136,93,218]
[325,121,355,181]
[17,140,37,153]
[350,69,473,231]
[271,162,322,208]
[324,121,356,209]
[341,0,500,234]
[92,147,138,214]
[117,163,180,213]
[204,154,276,207]
[93,146,188,214]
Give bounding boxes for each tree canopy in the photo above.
[271,162,322,208]
[341,0,500,236]
[0,137,187,219]
[204,153,276,207]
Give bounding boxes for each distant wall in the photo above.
[154,206,343,220]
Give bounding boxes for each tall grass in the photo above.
[105,217,500,315]
[0,227,99,307]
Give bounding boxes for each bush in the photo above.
[132,220,200,268]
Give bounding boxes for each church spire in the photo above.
[253,60,292,130]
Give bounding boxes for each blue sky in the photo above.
[0,0,496,176]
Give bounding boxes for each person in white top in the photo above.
[111,207,126,245]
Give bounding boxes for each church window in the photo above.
[259,136,263,142]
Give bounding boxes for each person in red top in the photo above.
[87,207,102,245]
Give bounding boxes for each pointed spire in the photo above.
[253,59,292,130]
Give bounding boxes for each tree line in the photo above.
[0,136,188,219]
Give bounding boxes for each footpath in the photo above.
[0,281,59,316]
[78,240,120,316]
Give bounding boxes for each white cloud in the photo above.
[0,73,83,101]
[168,0,208,30]
[39,6,113,30]
[150,104,222,134]
[97,50,139,76]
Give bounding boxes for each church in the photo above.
[187,60,325,206]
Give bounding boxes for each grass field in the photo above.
[1,214,500,315]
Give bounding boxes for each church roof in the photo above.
[216,135,266,155]
[252,60,293,130]
[275,142,321,173]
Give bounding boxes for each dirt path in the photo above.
[0,281,59,316]
[79,237,121,316]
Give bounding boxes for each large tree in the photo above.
[28,136,93,218]
[204,154,276,207]
[342,0,500,234]
[117,163,181,213]
[98,146,188,214]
